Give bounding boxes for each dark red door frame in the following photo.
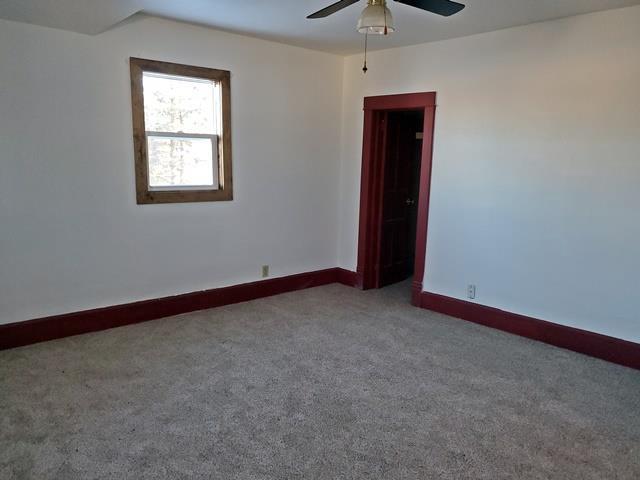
[356,92,436,306]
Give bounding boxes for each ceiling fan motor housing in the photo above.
[357,0,395,35]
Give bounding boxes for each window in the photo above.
[130,58,232,204]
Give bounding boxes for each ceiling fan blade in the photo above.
[307,0,361,19]
[394,0,465,17]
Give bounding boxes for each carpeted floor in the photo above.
[1,281,639,479]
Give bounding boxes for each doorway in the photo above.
[379,110,423,287]
[356,92,436,306]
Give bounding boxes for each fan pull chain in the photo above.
[384,4,388,35]
[362,32,368,74]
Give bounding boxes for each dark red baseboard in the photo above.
[418,291,640,370]
[4,268,637,371]
[336,268,359,287]
[1,267,349,351]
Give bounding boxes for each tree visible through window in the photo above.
[130,58,232,204]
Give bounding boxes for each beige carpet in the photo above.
[1,282,639,479]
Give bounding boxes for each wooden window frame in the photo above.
[130,57,233,204]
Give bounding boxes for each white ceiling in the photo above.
[1,0,639,54]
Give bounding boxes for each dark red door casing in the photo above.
[356,92,436,306]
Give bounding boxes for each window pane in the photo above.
[143,73,216,134]
[147,136,218,188]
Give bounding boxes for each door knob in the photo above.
[405,198,415,206]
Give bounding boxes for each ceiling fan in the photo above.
[308,0,466,24]
[307,0,465,72]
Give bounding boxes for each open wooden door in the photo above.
[379,111,424,287]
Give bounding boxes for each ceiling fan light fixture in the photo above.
[357,1,395,35]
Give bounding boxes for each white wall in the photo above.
[2,7,639,345]
[0,15,344,325]
[338,6,640,343]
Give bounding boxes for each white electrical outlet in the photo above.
[262,265,269,278]
[467,284,476,299]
